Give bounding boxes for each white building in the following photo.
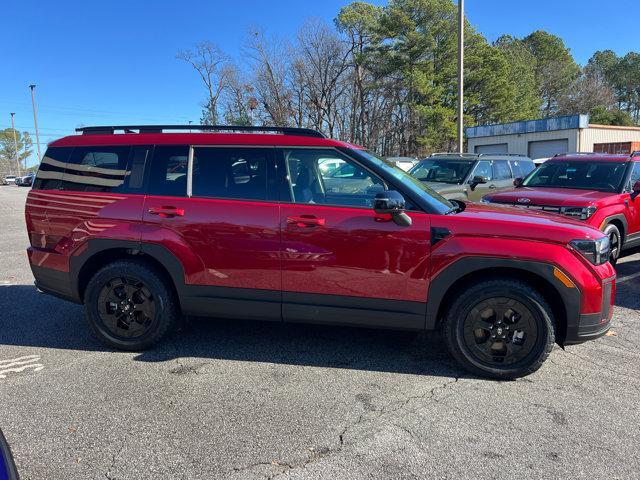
[466,114,640,159]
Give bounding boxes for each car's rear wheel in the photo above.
[443,279,555,379]
[603,223,621,265]
[84,260,178,350]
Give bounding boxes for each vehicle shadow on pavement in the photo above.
[0,284,461,377]
[615,255,640,310]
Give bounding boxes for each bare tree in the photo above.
[246,30,293,126]
[177,42,230,124]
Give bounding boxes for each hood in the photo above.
[443,202,605,245]
[483,187,612,207]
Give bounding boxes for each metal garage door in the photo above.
[475,143,508,154]
[528,139,569,159]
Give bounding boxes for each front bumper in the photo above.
[565,277,615,344]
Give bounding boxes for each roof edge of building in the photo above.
[587,123,640,131]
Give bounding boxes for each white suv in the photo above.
[2,175,17,185]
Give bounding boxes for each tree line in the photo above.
[174,0,637,157]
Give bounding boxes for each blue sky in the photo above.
[2,0,639,166]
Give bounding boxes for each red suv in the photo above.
[483,153,640,264]
[25,126,616,379]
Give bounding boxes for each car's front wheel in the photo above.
[84,260,178,350]
[603,223,621,265]
[443,279,555,379]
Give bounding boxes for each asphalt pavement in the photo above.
[1,185,639,479]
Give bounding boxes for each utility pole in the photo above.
[29,84,42,163]
[9,113,21,176]
[457,0,464,153]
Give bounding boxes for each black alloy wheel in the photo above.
[97,276,157,339]
[85,260,178,350]
[463,298,538,366]
[604,224,621,265]
[443,279,555,379]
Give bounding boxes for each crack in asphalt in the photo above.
[228,375,463,479]
[105,443,126,480]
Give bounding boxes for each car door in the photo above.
[278,148,431,329]
[141,145,281,321]
[625,161,640,239]
[466,160,494,201]
[491,160,515,192]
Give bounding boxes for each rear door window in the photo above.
[147,146,190,196]
[191,147,274,201]
[492,160,512,180]
[510,159,535,178]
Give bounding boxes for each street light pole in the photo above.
[9,113,21,176]
[29,84,42,163]
[457,0,465,153]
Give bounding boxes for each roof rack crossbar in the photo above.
[75,124,326,138]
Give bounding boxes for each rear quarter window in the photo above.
[33,147,74,190]
[58,146,132,192]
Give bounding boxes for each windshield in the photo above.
[350,149,454,214]
[523,161,628,192]
[409,159,475,184]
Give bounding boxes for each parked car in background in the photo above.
[26,125,615,379]
[483,152,640,264]
[385,156,418,171]
[409,153,536,201]
[318,157,345,175]
[17,172,36,187]
[534,157,550,167]
[2,175,17,185]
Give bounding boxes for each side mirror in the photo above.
[373,191,412,227]
[469,175,486,191]
[513,177,524,188]
[631,180,640,200]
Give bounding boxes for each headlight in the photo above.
[570,237,610,265]
[561,206,597,220]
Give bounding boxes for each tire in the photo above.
[603,223,621,266]
[442,279,555,380]
[84,259,178,350]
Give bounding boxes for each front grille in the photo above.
[519,205,562,214]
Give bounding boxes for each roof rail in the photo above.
[428,152,527,158]
[75,125,326,138]
[552,152,602,157]
[429,152,480,157]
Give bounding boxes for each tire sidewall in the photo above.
[603,224,621,264]
[449,284,553,378]
[85,262,171,350]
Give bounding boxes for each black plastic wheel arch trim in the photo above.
[425,257,583,345]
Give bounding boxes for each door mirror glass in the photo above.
[514,177,524,188]
[373,191,412,226]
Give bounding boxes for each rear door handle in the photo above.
[286,215,325,227]
[148,206,184,218]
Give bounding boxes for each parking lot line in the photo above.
[617,271,640,284]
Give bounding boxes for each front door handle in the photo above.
[488,184,497,189]
[286,215,325,228]
[148,206,184,218]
